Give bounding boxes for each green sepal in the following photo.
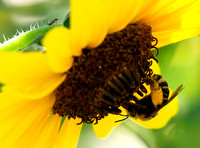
[19,35,45,52]
[59,116,67,131]
[0,83,4,93]
[63,13,70,28]
[0,25,57,52]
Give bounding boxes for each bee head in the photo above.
[139,112,158,121]
[128,109,136,117]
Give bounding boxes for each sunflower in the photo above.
[0,0,200,147]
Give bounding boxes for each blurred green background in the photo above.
[1,0,200,148]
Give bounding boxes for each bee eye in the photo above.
[129,110,136,117]
[139,114,151,121]
[150,112,158,118]
[145,117,152,121]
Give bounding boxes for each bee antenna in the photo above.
[115,114,129,123]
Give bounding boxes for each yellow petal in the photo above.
[93,107,126,138]
[131,0,161,23]
[13,117,49,148]
[71,0,109,51]
[42,27,74,73]
[0,92,56,147]
[144,0,198,25]
[131,89,178,129]
[54,118,82,148]
[144,0,200,47]
[153,27,200,48]
[0,52,66,99]
[14,115,61,148]
[34,114,62,148]
[103,0,143,34]
[135,0,177,23]
[151,59,160,74]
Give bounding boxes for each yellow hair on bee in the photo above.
[150,79,163,107]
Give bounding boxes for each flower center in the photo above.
[52,23,158,124]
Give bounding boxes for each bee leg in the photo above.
[137,89,144,97]
[140,84,148,94]
[131,95,140,103]
[135,84,148,98]
[115,114,129,123]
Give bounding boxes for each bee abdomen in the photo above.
[162,88,170,99]
[153,74,170,100]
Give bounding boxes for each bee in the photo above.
[98,66,183,122]
[48,19,58,26]
[121,74,183,121]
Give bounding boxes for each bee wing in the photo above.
[150,84,184,116]
[169,84,184,101]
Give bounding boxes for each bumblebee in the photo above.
[123,74,183,121]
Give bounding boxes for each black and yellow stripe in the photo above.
[152,74,170,102]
